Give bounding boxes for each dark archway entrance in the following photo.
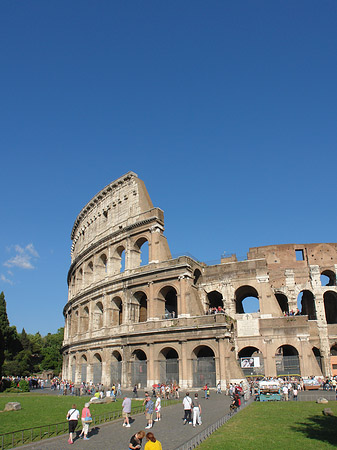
[275,293,289,314]
[110,351,122,386]
[297,290,317,320]
[159,348,179,384]
[275,345,300,376]
[131,350,147,387]
[324,291,337,324]
[192,346,216,387]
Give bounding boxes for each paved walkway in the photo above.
[20,391,233,450]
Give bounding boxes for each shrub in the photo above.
[19,380,30,392]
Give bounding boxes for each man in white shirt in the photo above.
[183,392,193,424]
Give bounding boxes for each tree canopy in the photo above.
[0,291,64,376]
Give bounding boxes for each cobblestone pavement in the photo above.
[19,391,233,450]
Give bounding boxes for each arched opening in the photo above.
[131,349,147,387]
[110,350,122,386]
[93,302,104,329]
[207,291,224,313]
[135,238,149,267]
[99,253,108,274]
[193,269,202,285]
[71,356,76,382]
[85,261,94,284]
[81,355,87,382]
[275,293,289,314]
[238,346,264,376]
[297,290,317,320]
[77,268,83,292]
[159,348,179,384]
[80,306,89,333]
[324,291,337,324]
[159,286,178,319]
[112,297,123,325]
[235,286,260,314]
[133,291,147,323]
[312,347,323,372]
[116,246,126,273]
[275,345,300,376]
[330,345,337,376]
[321,270,336,287]
[192,345,216,387]
[93,353,102,384]
[73,310,78,337]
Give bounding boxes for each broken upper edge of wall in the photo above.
[71,171,139,240]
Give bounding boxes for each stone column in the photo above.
[149,225,164,263]
[147,344,155,388]
[217,338,227,388]
[147,281,155,320]
[178,275,190,318]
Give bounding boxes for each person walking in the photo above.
[129,430,146,450]
[154,394,161,422]
[79,402,91,440]
[133,385,138,398]
[144,432,162,450]
[123,396,132,427]
[192,393,202,427]
[145,396,154,429]
[182,392,193,424]
[66,403,80,444]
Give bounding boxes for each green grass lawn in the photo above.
[0,394,143,435]
[197,402,337,450]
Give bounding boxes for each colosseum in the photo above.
[62,171,337,388]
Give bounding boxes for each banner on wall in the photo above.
[240,357,260,368]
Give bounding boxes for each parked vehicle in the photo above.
[257,380,282,402]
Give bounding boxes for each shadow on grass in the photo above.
[292,414,337,446]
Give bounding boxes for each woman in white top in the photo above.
[66,404,80,444]
[154,394,161,421]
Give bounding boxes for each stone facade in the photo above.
[62,172,337,388]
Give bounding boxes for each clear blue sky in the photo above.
[1,1,336,335]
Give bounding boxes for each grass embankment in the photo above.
[0,394,141,434]
[197,402,337,450]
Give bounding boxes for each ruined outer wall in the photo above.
[62,173,337,387]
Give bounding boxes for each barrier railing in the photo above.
[174,397,253,450]
[0,399,178,450]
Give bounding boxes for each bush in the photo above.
[19,380,30,392]
[0,378,11,392]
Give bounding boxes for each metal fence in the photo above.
[0,400,178,450]
[174,397,253,450]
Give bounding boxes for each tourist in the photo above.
[192,393,202,427]
[66,403,80,444]
[282,384,289,401]
[145,396,154,429]
[144,432,162,450]
[123,396,132,427]
[203,384,208,399]
[129,430,146,450]
[217,381,221,394]
[293,387,298,401]
[117,382,122,397]
[79,402,91,440]
[133,385,138,398]
[183,392,193,424]
[154,394,161,422]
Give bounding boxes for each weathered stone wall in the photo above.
[62,172,337,387]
